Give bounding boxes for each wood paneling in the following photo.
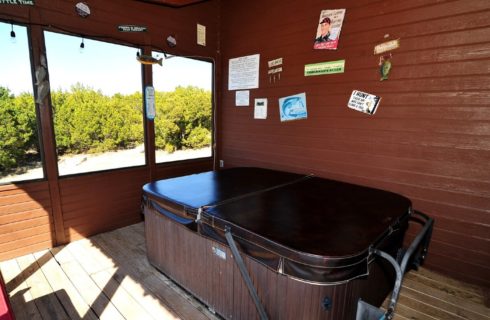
[146,209,405,320]
[59,167,147,241]
[138,0,210,7]
[219,0,490,288]
[0,182,54,261]
[155,158,214,180]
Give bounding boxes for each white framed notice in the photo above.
[254,98,267,119]
[235,90,250,106]
[228,54,260,90]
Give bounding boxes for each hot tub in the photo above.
[142,167,432,320]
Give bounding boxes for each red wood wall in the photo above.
[1,0,489,290]
[0,183,54,261]
[218,0,490,287]
[0,0,217,259]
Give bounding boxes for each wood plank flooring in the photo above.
[1,222,489,320]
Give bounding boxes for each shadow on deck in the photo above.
[0,222,488,320]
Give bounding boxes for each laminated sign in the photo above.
[347,90,381,115]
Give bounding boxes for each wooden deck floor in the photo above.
[0,222,488,320]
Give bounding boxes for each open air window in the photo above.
[44,31,145,176]
[0,22,43,184]
[151,53,213,163]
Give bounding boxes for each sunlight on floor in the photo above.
[0,223,202,320]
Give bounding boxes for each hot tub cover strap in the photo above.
[225,226,269,320]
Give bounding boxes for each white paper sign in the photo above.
[347,90,381,115]
[228,54,260,90]
[254,98,268,119]
[197,24,206,46]
[268,67,282,74]
[374,39,400,55]
[145,86,155,119]
[236,90,250,106]
[268,58,283,68]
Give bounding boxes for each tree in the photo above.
[154,86,212,152]
[1,83,211,173]
[0,87,37,170]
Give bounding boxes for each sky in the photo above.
[0,22,212,96]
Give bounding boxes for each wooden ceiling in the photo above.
[137,0,209,7]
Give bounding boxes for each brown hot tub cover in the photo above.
[142,167,411,284]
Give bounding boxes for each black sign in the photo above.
[118,25,147,32]
[0,0,34,5]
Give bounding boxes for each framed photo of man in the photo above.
[313,9,346,50]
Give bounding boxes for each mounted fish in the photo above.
[374,36,399,81]
[379,53,392,81]
[136,52,163,66]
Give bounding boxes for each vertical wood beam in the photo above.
[213,54,221,171]
[29,25,66,245]
[142,46,156,182]
[213,0,221,171]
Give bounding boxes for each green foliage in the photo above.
[154,86,212,152]
[0,84,211,171]
[184,126,211,149]
[52,84,144,154]
[0,87,37,170]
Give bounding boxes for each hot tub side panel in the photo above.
[145,207,397,320]
[145,206,235,318]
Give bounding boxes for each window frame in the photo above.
[150,52,215,166]
[43,30,148,178]
[0,20,46,186]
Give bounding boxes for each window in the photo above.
[0,22,43,184]
[44,31,145,176]
[152,54,213,163]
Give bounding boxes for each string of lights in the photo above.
[2,16,214,64]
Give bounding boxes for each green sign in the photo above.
[304,59,345,76]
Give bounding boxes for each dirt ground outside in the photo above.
[0,145,212,184]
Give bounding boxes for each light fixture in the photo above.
[79,37,85,53]
[10,24,16,44]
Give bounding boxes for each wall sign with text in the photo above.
[347,90,381,115]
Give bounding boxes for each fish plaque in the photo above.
[279,93,307,122]
[118,25,147,32]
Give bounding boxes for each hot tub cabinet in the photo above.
[142,167,431,320]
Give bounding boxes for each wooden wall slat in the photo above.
[0,224,52,245]
[0,241,53,262]
[219,0,490,287]
[0,180,54,260]
[59,168,147,242]
[0,209,51,226]
[0,216,51,235]
[65,214,141,241]
[0,191,51,207]
[63,202,141,226]
[155,158,214,179]
[61,192,142,215]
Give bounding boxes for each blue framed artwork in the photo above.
[279,93,307,122]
